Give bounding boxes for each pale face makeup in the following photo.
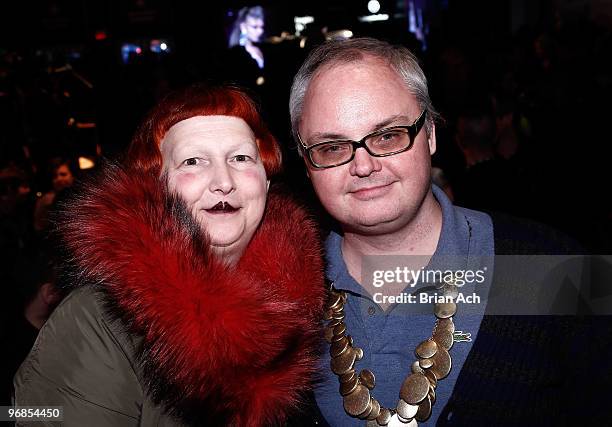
[161,115,269,264]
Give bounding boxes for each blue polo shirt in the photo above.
[315,185,495,426]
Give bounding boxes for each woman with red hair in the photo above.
[14,85,326,426]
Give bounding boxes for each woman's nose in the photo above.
[209,164,235,194]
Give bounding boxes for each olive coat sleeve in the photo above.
[13,287,145,427]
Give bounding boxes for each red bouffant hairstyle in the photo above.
[126,84,282,176]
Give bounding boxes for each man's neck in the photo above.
[341,191,443,309]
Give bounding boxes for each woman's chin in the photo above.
[209,242,243,266]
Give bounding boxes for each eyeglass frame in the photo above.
[297,109,428,169]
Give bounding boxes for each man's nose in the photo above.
[349,147,382,177]
[209,163,235,194]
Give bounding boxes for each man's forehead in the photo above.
[311,55,396,81]
[304,57,408,107]
[300,59,416,139]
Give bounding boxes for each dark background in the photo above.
[1,0,611,407]
[1,0,611,248]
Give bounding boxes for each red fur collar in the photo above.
[58,163,325,426]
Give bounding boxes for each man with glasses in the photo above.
[289,38,607,426]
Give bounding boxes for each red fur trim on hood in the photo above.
[57,162,325,426]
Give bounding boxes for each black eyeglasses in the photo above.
[298,110,428,169]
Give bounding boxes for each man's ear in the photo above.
[428,123,437,155]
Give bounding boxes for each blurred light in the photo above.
[121,43,142,63]
[76,122,96,129]
[368,0,381,14]
[300,38,307,48]
[294,15,315,35]
[294,16,315,25]
[256,76,265,86]
[326,30,353,41]
[358,14,389,22]
[78,157,95,170]
[150,39,170,53]
[95,31,107,41]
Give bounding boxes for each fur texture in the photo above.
[55,162,325,426]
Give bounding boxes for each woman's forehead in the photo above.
[161,115,256,150]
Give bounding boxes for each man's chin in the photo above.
[342,214,405,235]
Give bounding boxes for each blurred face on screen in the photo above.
[241,16,264,44]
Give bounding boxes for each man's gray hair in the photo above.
[289,37,440,151]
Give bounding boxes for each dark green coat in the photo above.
[14,164,327,426]
[15,286,182,426]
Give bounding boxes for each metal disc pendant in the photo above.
[411,360,424,375]
[359,369,376,389]
[339,369,356,383]
[428,387,436,405]
[434,302,457,319]
[332,310,346,320]
[331,348,357,375]
[327,318,343,328]
[432,328,454,351]
[367,398,382,420]
[343,384,371,416]
[357,397,374,420]
[396,398,419,419]
[330,336,349,357]
[430,346,452,379]
[328,292,343,307]
[399,373,430,405]
[436,318,455,334]
[418,357,433,369]
[333,322,347,337]
[339,376,359,396]
[443,284,459,299]
[376,407,392,425]
[424,369,437,388]
[331,330,346,342]
[355,347,364,361]
[415,340,438,359]
[388,413,418,426]
[415,395,432,422]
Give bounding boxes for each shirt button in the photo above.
[368,306,376,316]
